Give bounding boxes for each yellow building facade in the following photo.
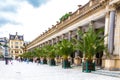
[9,32,24,59]
[26,0,120,70]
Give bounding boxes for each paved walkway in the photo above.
[0,60,120,80]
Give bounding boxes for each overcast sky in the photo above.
[0,0,89,42]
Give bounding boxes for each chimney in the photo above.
[16,32,18,35]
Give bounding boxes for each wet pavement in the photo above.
[0,60,120,80]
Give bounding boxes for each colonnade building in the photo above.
[26,0,120,70]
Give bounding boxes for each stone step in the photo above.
[92,70,120,78]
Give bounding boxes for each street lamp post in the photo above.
[4,45,9,65]
[3,38,9,65]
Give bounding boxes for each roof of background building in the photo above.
[0,37,8,43]
[9,32,24,41]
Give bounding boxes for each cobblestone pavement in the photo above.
[0,60,120,80]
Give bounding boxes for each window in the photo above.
[11,51,13,53]
[15,51,19,53]
[15,42,18,44]
[15,46,19,48]
[11,45,13,48]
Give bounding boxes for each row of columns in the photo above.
[31,6,116,57]
[40,29,78,46]
[37,22,95,58]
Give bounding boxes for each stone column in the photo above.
[89,20,95,29]
[47,40,50,45]
[108,10,116,54]
[43,43,45,46]
[68,31,72,41]
[51,38,54,45]
[102,5,110,68]
[45,41,47,45]
[75,28,80,58]
[62,34,65,39]
[56,36,59,43]
[104,11,109,47]
[40,44,42,48]
[104,6,117,70]
[77,27,81,40]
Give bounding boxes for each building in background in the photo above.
[0,37,8,46]
[0,46,4,58]
[22,41,30,53]
[0,37,9,57]
[9,32,24,59]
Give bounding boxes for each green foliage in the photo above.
[42,45,56,58]
[55,39,74,58]
[75,26,106,60]
[59,13,70,22]
[0,54,4,58]
[20,48,42,59]
[0,43,2,46]
[39,47,48,57]
[3,44,8,47]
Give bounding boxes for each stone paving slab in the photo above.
[0,60,120,80]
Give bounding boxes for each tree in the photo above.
[76,26,106,60]
[55,39,74,59]
[55,39,74,68]
[43,45,56,58]
[75,26,107,72]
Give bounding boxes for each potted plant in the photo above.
[59,13,71,22]
[33,48,42,63]
[43,45,56,66]
[55,39,74,68]
[38,47,47,64]
[75,26,106,72]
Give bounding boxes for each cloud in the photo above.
[0,0,20,13]
[26,0,49,8]
[0,18,10,26]
[0,0,89,42]
[0,5,18,13]
[0,17,22,27]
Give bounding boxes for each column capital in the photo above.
[69,30,72,34]
[109,4,116,11]
[62,34,65,39]
[110,7,116,11]
[56,36,59,38]
[89,20,95,28]
[69,30,72,33]
[77,27,81,30]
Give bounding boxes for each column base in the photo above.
[104,59,120,71]
[74,57,82,66]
